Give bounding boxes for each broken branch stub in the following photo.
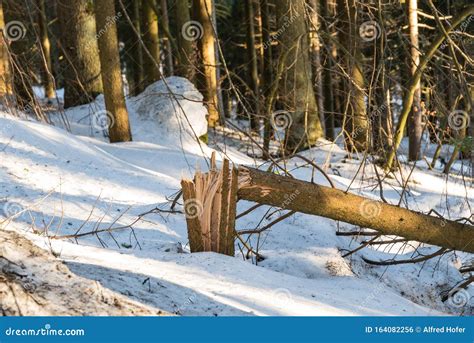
[181,155,237,256]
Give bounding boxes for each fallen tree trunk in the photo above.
[237,166,474,253]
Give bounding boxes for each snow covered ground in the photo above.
[0,77,472,316]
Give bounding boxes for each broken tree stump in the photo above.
[181,154,237,256]
[237,166,474,254]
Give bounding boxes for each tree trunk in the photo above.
[95,0,132,143]
[175,0,195,81]
[275,0,324,152]
[407,0,422,161]
[57,0,103,108]
[245,0,260,132]
[8,14,34,112]
[195,0,220,128]
[142,0,161,87]
[320,0,334,140]
[237,166,474,253]
[372,6,393,156]
[261,0,273,158]
[0,0,11,97]
[255,2,265,79]
[131,0,144,95]
[160,0,174,76]
[338,0,368,153]
[37,0,55,100]
[212,1,225,126]
[308,0,325,135]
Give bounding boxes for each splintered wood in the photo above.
[181,153,237,256]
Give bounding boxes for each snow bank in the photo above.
[130,76,208,140]
[0,229,166,316]
[58,76,208,147]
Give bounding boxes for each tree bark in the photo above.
[407,0,422,161]
[245,0,260,132]
[320,0,335,141]
[37,0,55,100]
[131,0,144,95]
[337,0,368,152]
[175,0,195,81]
[275,0,324,152]
[308,0,325,135]
[372,5,393,156]
[0,0,11,97]
[142,0,161,87]
[237,166,474,253]
[57,0,103,108]
[95,0,132,143]
[7,3,35,113]
[261,0,273,158]
[160,0,174,76]
[36,0,56,99]
[195,0,220,127]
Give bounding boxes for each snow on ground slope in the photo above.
[0,229,166,316]
[0,78,472,316]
